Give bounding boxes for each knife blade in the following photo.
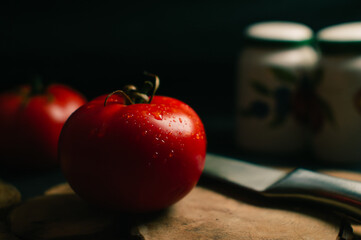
[203,153,361,223]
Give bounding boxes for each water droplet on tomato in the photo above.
[151,111,163,120]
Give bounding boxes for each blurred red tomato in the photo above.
[59,90,206,212]
[0,84,86,169]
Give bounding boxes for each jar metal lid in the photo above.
[245,21,314,47]
[317,22,361,54]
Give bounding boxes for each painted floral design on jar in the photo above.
[240,66,334,133]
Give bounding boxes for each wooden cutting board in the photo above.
[1,170,360,240]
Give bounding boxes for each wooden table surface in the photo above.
[1,169,361,239]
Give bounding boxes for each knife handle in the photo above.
[263,168,361,222]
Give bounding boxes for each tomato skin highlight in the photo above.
[59,95,207,212]
[0,84,86,169]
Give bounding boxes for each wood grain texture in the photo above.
[136,186,341,240]
[0,181,22,240]
[9,194,118,240]
[0,180,21,212]
[7,170,361,240]
[44,183,75,195]
[40,182,343,239]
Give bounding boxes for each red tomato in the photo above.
[0,84,86,169]
[59,91,207,212]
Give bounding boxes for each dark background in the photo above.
[1,0,361,199]
[1,1,361,156]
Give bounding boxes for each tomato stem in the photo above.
[144,72,160,104]
[103,72,160,106]
[104,90,135,106]
[123,85,150,103]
